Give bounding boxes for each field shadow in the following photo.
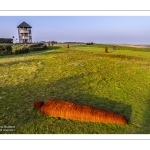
[0,74,132,130]
[43,74,132,123]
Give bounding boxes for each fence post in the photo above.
[113,45,116,50]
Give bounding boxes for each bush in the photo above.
[13,49,20,54]
[28,47,42,51]
[12,44,29,55]
[0,44,12,55]
[41,44,47,49]
[28,43,43,48]
[86,42,94,45]
[14,48,29,54]
[28,43,47,51]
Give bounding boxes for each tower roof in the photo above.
[17,21,32,28]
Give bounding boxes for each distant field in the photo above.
[117,44,150,48]
[0,44,150,134]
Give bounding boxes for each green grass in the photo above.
[0,44,150,134]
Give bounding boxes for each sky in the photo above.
[0,16,150,45]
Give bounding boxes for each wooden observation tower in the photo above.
[17,21,32,43]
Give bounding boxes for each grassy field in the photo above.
[0,44,150,134]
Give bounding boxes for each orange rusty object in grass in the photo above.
[105,47,108,53]
[34,99,127,125]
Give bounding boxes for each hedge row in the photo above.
[0,43,47,55]
[13,48,29,54]
[86,42,94,45]
[28,43,47,51]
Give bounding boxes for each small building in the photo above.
[17,21,32,43]
[0,38,13,43]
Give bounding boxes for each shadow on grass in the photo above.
[1,74,132,133]
[43,75,132,123]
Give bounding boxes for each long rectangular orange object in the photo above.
[34,99,127,125]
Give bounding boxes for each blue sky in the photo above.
[0,16,150,44]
